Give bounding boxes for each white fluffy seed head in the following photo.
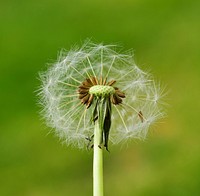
[38,41,166,148]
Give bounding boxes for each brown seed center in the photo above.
[78,76,125,108]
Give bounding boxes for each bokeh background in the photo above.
[0,0,200,195]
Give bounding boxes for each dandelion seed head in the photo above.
[39,41,166,148]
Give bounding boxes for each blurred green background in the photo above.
[0,0,200,195]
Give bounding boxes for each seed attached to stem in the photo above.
[78,76,125,108]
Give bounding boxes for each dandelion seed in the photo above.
[39,41,165,149]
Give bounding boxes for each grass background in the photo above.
[0,0,200,195]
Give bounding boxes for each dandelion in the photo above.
[39,41,165,196]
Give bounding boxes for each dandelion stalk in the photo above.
[93,120,104,196]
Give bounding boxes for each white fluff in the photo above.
[39,41,165,148]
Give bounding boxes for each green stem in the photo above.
[93,121,104,196]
